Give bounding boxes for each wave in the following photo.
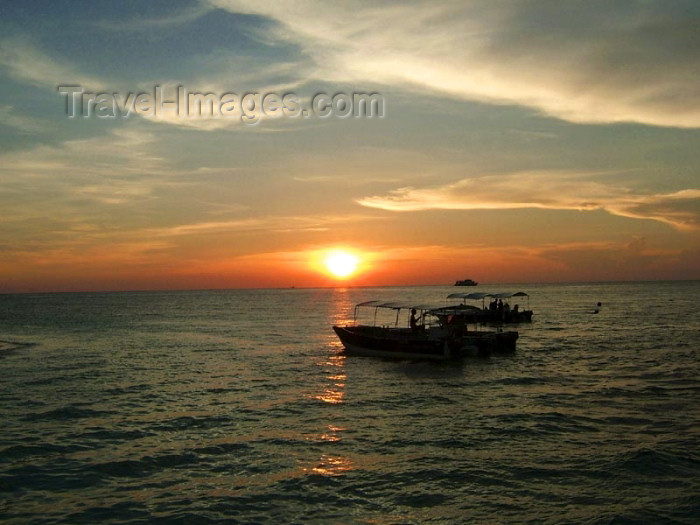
[0,339,36,358]
[22,405,113,422]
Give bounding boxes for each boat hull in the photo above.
[333,325,517,361]
[477,310,533,324]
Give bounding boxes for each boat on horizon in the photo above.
[454,279,478,286]
[332,300,518,361]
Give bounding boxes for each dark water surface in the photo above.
[1,282,698,524]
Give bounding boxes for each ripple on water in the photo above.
[21,405,113,422]
[0,284,698,524]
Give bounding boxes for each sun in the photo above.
[323,250,360,279]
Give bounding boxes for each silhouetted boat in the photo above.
[333,301,518,360]
[446,291,533,323]
[454,279,478,286]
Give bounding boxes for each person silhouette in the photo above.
[410,308,420,331]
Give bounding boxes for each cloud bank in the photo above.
[357,171,700,230]
[210,0,700,128]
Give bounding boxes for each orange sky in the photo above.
[0,2,698,292]
[2,238,697,293]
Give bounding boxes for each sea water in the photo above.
[0,282,698,524]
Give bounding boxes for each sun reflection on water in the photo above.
[319,424,346,442]
[315,387,345,404]
[298,290,356,478]
[304,454,354,477]
[314,353,346,404]
[329,287,355,326]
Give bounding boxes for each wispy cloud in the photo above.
[611,190,700,230]
[357,171,700,230]
[0,126,176,235]
[142,213,386,238]
[210,0,700,128]
[1,33,308,132]
[0,37,106,90]
[1,127,166,179]
[97,3,215,32]
[0,105,49,133]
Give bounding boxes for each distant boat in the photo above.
[332,300,518,361]
[454,279,478,286]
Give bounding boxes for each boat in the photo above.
[446,291,533,324]
[454,279,478,286]
[332,300,518,361]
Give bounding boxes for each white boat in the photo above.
[333,300,518,361]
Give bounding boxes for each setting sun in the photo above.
[323,250,360,279]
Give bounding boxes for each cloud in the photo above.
[209,0,700,128]
[1,34,308,132]
[0,37,106,90]
[0,105,49,133]
[607,189,700,230]
[97,3,215,32]
[357,171,700,230]
[142,213,386,238]
[0,126,176,235]
[136,82,310,131]
[1,126,166,178]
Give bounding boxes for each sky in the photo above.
[0,0,698,292]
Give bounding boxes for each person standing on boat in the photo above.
[410,309,420,332]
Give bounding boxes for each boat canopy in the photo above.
[428,305,482,315]
[447,292,491,300]
[447,291,528,300]
[492,291,528,299]
[357,292,528,310]
[355,300,444,311]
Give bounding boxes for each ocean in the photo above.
[1,282,698,524]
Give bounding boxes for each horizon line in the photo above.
[1,278,698,296]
